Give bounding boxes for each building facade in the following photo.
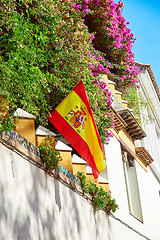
[0,64,160,239]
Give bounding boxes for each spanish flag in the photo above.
[48,81,106,178]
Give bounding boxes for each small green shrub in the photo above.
[0,117,15,133]
[88,181,99,196]
[39,142,62,171]
[76,171,89,194]
[76,171,118,214]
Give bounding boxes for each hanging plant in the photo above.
[76,171,118,214]
[39,141,62,171]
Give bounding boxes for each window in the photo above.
[122,149,143,222]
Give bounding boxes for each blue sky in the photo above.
[115,0,160,88]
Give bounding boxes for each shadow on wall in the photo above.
[0,145,58,240]
[0,144,115,240]
[93,206,113,240]
[54,178,62,213]
[0,144,89,240]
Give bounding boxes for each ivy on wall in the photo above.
[122,87,152,125]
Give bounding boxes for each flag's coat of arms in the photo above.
[48,81,106,178]
[65,106,87,133]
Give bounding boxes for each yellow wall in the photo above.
[36,135,55,148]
[119,129,135,153]
[115,93,122,104]
[108,83,115,94]
[86,174,97,185]
[99,183,109,192]
[59,151,73,174]
[136,156,148,172]
[101,74,108,84]
[72,164,86,176]
[36,136,46,146]
[14,118,36,145]
[110,128,135,155]
[122,101,128,109]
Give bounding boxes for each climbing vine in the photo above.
[0,0,138,143]
[122,87,152,125]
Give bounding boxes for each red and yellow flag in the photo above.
[48,81,106,178]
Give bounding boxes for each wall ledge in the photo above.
[0,130,151,240]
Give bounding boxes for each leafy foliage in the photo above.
[76,171,89,194]
[39,141,62,171]
[0,0,138,143]
[0,117,15,132]
[76,171,118,214]
[122,87,152,124]
[83,0,138,88]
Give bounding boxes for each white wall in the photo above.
[0,142,150,240]
[142,119,160,167]
[138,71,160,167]
[104,136,160,240]
[136,162,160,240]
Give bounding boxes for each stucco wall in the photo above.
[0,141,150,240]
[104,136,160,240]
[138,71,160,168]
